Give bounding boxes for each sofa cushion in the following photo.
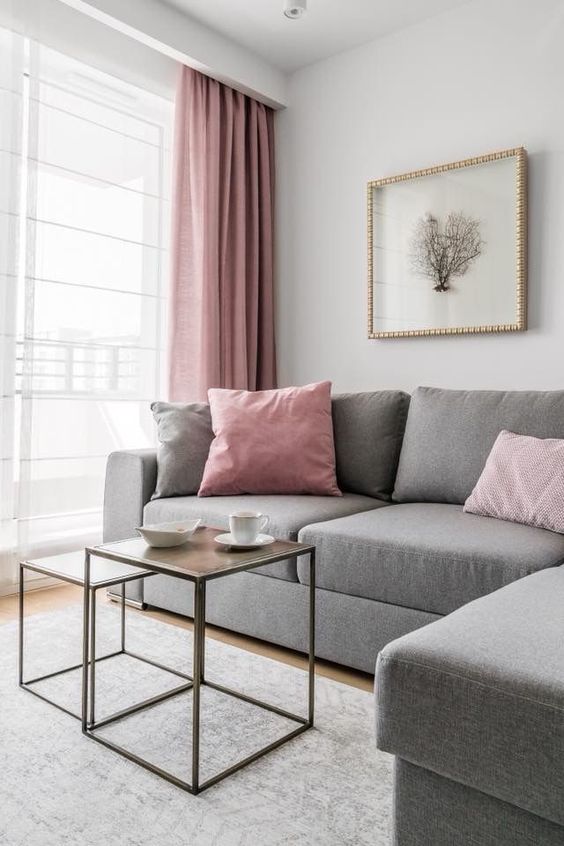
[393,387,564,504]
[144,493,384,581]
[297,503,564,614]
[151,401,213,498]
[199,382,341,497]
[376,567,564,827]
[332,391,410,500]
[464,429,564,533]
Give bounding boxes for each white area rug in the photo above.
[0,604,392,846]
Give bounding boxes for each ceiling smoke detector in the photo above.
[283,0,307,20]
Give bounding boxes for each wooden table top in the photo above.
[88,526,314,582]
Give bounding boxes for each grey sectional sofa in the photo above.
[104,386,564,843]
[103,386,564,672]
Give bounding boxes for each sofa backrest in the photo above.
[332,391,410,500]
[393,386,564,505]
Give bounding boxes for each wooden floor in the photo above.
[0,584,374,692]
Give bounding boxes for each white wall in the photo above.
[275,0,564,392]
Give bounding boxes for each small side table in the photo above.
[19,552,191,722]
[85,529,316,794]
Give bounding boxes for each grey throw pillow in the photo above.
[331,391,410,500]
[151,402,214,499]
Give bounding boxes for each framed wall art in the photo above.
[367,147,527,338]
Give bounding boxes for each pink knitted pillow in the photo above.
[464,430,564,533]
[198,381,342,497]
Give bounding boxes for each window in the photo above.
[0,27,173,587]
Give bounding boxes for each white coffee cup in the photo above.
[229,511,269,545]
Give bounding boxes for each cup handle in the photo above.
[259,516,269,535]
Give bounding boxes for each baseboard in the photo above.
[0,578,147,609]
[0,575,60,597]
[106,591,146,610]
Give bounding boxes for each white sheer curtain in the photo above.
[0,1,174,592]
[0,23,24,587]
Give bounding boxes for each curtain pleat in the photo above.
[168,66,276,402]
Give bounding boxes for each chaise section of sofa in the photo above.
[390,760,564,846]
[375,567,564,845]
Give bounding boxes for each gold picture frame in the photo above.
[367,147,527,338]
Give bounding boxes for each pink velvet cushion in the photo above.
[198,381,341,497]
[464,430,564,533]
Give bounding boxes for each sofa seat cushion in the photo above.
[297,503,564,614]
[376,567,564,827]
[144,493,384,581]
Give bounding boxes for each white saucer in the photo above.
[215,532,275,550]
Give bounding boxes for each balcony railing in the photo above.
[15,338,145,397]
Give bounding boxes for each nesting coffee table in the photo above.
[19,552,168,721]
[19,528,316,795]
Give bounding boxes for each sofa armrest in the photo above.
[103,449,157,604]
[103,449,158,542]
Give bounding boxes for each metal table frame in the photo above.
[18,560,190,723]
[83,540,316,795]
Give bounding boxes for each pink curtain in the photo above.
[168,65,277,402]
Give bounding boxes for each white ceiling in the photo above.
[161,0,470,73]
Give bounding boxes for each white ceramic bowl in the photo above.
[135,519,201,548]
